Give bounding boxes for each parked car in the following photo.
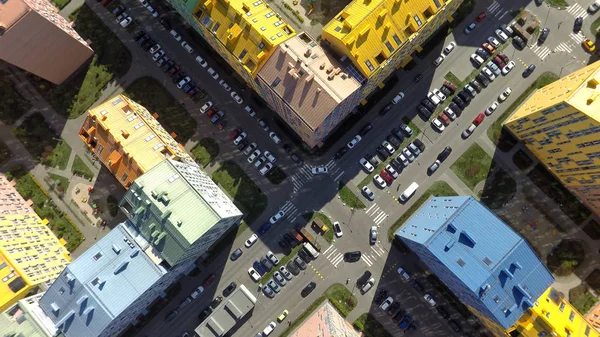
[301,282,316,297]
[523,64,536,78]
[464,22,476,34]
[538,27,550,44]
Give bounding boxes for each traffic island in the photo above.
[303,212,333,244]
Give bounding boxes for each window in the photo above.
[271,77,281,88]
[414,15,422,26]
[569,310,575,322]
[121,173,128,182]
[433,0,442,8]
[586,326,591,336]
[365,60,375,71]
[559,302,565,312]
[211,22,221,33]
[385,41,394,52]
[393,34,402,46]
[258,42,265,49]
[238,49,247,60]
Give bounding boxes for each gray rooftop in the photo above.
[194,285,256,337]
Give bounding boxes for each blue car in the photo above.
[399,315,412,329]
[183,81,196,93]
[257,223,271,236]
[253,261,266,275]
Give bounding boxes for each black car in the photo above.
[236,140,248,151]
[475,47,489,59]
[334,146,348,160]
[374,289,388,304]
[390,128,405,142]
[421,99,436,112]
[223,282,237,297]
[417,105,432,119]
[298,248,311,262]
[379,103,393,116]
[278,239,289,250]
[141,38,156,51]
[390,158,403,171]
[137,34,150,46]
[436,306,450,319]
[198,307,212,322]
[173,71,186,83]
[283,233,298,247]
[437,146,452,162]
[449,319,461,332]
[413,139,425,152]
[449,102,462,115]
[412,280,424,293]
[513,36,526,49]
[538,27,550,44]
[159,17,172,30]
[344,251,361,262]
[210,296,223,309]
[376,145,389,160]
[452,96,466,109]
[283,144,293,154]
[161,60,175,72]
[470,80,483,92]
[359,123,373,136]
[387,135,402,148]
[291,153,304,165]
[230,248,242,261]
[414,74,423,83]
[458,90,472,104]
[365,153,379,167]
[357,270,372,286]
[287,260,300,275]
[574,16,583,32]
[301,282,316,297]
[112,4,126,16]
[440,86,453,96]
[133,30,145,41]
[476,73,490,87]
[387,302,400,315]
[523,64,536,78]
[393,309,407,322]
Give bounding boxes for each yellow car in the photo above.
[583,39,596,53]
[277,310,289,322]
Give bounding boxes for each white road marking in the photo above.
[567,3,588,20]
[333,171,345,182]
[362,254,373,267]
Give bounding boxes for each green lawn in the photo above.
[51,0,71,9]
[0,70,32,124]
[43,140,72,170]
[124,77,197,143]
[546,239,585,276]
[358,118,421,188]
[592,15,600,36]
[11,170,83,251]
[570,285,597,315]
[48,173,70,194]
[0,140,12,166]
[444,72,463,87]
[28,4,131,119]
[450,143,494,190]
[487,72,559,148]
[71,155,94,180]
[353,313,393,337]
[303,211,334,244]
[211,161,267,225]
[338,181,366,209]
[12,113,59,161]
[545,0,569,7]
[266,166,287,184]
[190,138,219,167]
[280,284,356,337]
[388,181,457,241]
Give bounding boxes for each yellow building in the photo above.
[0,214,71,311]
[322,0,463,100]
[78,95,196,188]
[505,61,600,218]
[510,287,598,337]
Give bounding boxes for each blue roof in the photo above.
[39,223,166,337]
[396,197,554,329]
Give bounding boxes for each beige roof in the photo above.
[257,32,361,130]
[0,0,30,29]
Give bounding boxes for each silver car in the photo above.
[273,271,287,286]
[402,148,415,162]
[279,266,293,280]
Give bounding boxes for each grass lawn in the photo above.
[303,212,334,244]
[487,72,559,149]
[190,138,219,167]
[48,173,70,194]
[0,140,12,166]
[0,70,32,124]
[71,155,94,181]
[512,149,533,171]
[28,4,131,119]
[592,15,600,36]
[570,285,597,315]
[545,0,569,7]
[586,269,600,293]
[338,181,366,209]
[212,161,267,225]
[353,313,393,337]
[451,143,494,190]
[388,181,457,241]
[124,77,197,143]
[11,170,83,251]
[51,0,71,9]
[280,284,356,337]
[445,71,463,87]
[527,164,591,224]
[12,113,59,161]
[358,117,420,188]
[546,239,585,276]
[43,140,72,170]
[266,166,287,184]
[479,168,517,210]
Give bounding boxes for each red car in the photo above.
[202,273,217,287]
[482,42,495,54]
[168,64,181,77]
[476,12,487,22]
[187,87,201,98]
[229,128,242,140]
[380,170,394,185]
[206,107,218,117]
[473,113,485,126]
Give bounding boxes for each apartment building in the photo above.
[288,301,362,337]
[194,285,257,336]
[0,293,59,337]
[0,0,93,84]
[505,61,600,218]
[78,95,196,188]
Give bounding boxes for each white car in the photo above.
[259,163,273,176]
[385,165,399,179]
[470,53,484,66]
[200,101,213,113]
[433,54,445,66]
[312,167,328,175]
[424,294,437,307]
[444,41,456,54]
[266,251,280,265]
[333,221,343,238]
[245,234,258,248]
[432,118,445,132]
[170,30,182,41]
[269,210,285,224]
[247,149,261,163]
[146,5,158,17]
[195,55,208,68]
[370,226,378,244]
[402,148,415,162]
[443,107,456,120]
[427,92,441,105]
[152,49,166,61]
[485,101,499,116]
[502,61,515,75]
[248,267,260,282]
[219,80,231,91]
[359,158,374,173]
[231,91,243,104]
[254,156,266,169]
[499,87,512,102]
[379,297,393,311]
[397,267,411,280]
[264,150,276,163]
[397,153,409,167]
[391,92,405,104]
[347,135,362,149]
[181,41,194,53]
[495,29,509,42]
[207,67,219,80]
[279,266,292,280]
[362,186,375,200]
[487,36,501,47]
[263,322,277,336]
[190,285,205,299]
[176,76,191,89]
[244,105,256,117]
[382,141,395,155]
[119,17,132,28]
[482,67,496,81]
[233,132,247,145]
[432,88,446,101]
[373,174,386,188]
[269,131,281,144]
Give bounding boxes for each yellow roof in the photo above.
[323,0,444,77]
[88,95,195,173]
[194,0,296,75]
[506,61,600,124]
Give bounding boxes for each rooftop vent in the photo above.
[320,63,326,70]
[304,48,312,57]
[326,66,334,74]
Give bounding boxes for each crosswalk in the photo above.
[569,31,586,44]
[566,3,588,20]
[487,2,509,20]
[365,203,389,226]
[323,245,345,268]
[555,42,573,53]
[280,200,300,223]
[324,159,344,181]
[292,166,313,194]
[322,245,387,267]
[529,45,551,60]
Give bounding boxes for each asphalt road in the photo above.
[97,0,598,336]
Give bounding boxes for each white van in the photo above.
[361,277,375,293]
[303,242,319,259]
[399,182,419,203]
